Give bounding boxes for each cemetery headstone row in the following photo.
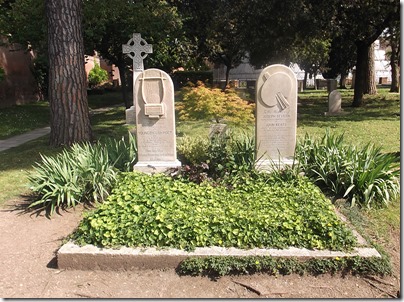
[123,33,299,173]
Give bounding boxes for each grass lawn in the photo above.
[0,88,400,261]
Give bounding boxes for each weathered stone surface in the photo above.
[255,64,297,170]
[133,68,181,173]
[57,242,381,271]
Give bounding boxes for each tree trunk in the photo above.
[303,71,308,90]
[117,61,130,108]
[352,41,369,107]
[339,73,347,89]
[390,40,400,93]
[47,0,92,146]
[224,63,231,90]
[364,42,377,95]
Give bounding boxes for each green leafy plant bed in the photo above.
[71,172,357,251]
[177,255,391,278]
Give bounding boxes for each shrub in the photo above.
[176,130,256,180]
[177,135,210,165]
[100,133,137,172]
[71,172,357,251]
[29,142,117,215]
[296,130,400,208]
[177,255,391,278]
[176,81,254,124]
[88,63,109,87]
[28,134,138,215]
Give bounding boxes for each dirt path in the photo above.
[0,199,400,298]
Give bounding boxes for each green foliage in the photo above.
[88,63,109,87]
[177,130,255,180]
[173,71,213,89]
[176,82,254,124]
[177,135,210,165]
[29,142,117,215]
[178,255,391,278]
[71,172,357,251]
[28,134,138,215]
[99,133,137,172]
[296,130,400,208]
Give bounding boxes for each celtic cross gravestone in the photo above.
[122,33,153,124]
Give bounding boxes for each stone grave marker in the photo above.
[133,68,181,173]
[255,64,297,170]
[122,33,153,125]
[325,90,344,116]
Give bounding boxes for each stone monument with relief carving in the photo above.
[133,68,181,173]
[255,64,297,171]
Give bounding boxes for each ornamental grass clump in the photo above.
[28,134,137,215]
[296,130,400,208]
[71,172,357,251]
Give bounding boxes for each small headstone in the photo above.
[209,123,228,138]
[255,64,297,170]
[325,90,343,116]
[125,107,136,125]
[133,68,181,173]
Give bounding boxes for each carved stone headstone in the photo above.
[325,90,343,116]
[122,33,153,125]
[133,68,181,173]
[255,64,297,170]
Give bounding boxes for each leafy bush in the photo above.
[71,172,357,251]
[100,133,137,172]
[177,135,210,165]
[178,255,391,278]
[29,143,117,215]
[28,134,138,215]
[88,63,109,87]
[296,131,400,208]
[177,130,256,180]
[176,81,254,124]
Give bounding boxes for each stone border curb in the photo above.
[57,242,381,271]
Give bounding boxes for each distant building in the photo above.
[213,40,392,89]
[0,37,41,108]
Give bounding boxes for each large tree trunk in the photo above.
[364,42,377,95]
[47,0,92,146]
[390,40,400,93]
[352,41,369,107]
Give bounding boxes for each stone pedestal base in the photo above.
[255,158,296,172]
[125,106,136,125]
[133,160,182,174]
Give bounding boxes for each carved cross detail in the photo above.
[122,33,153,72]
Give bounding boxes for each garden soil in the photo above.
[0,198,400,299]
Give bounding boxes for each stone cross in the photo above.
[122,33,153,73]
[122,33,153,125]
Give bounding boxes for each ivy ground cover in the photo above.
[71,172,357,251]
